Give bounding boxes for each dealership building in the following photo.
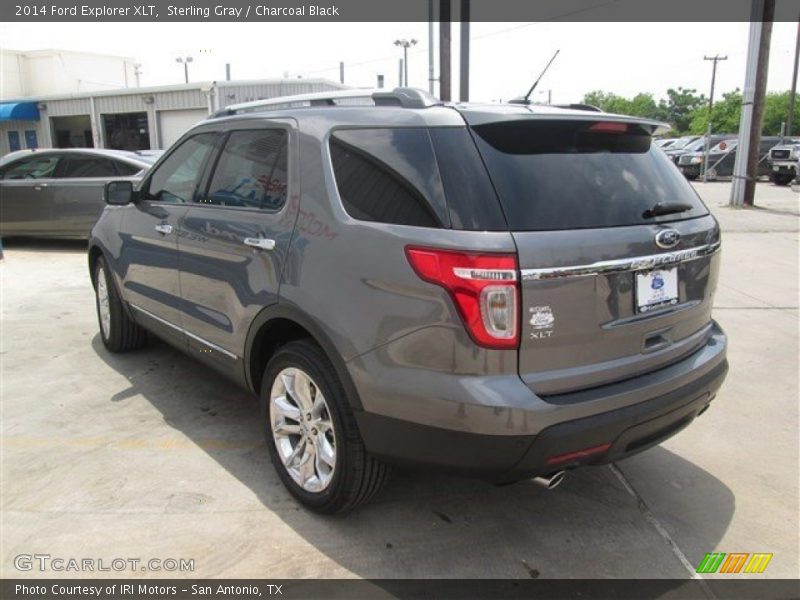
[0,48,345,156]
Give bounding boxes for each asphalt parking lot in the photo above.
[1,182,798,580]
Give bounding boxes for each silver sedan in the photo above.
[0,148,162,238]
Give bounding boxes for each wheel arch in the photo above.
[244,303,363,411]
[88,243,104,289]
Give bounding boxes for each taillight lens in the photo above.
[405,246,519,349]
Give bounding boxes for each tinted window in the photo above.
[472,120,708,231]
[1,155,59,179]
[144,134,217,203]
[204,130,288,210]
[114,161,143,176]
[330,128,446,228]
[429,128,507,231]
[58,155,118,178]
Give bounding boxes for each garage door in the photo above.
[158,109,209,149]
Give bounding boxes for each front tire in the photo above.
[772,174,794,186]
[94,256,147,352]
[261,339,388,513]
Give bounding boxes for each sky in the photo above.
[0,21,798,105]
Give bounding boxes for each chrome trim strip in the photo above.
[130,304,239,360]
[520,242,720,281]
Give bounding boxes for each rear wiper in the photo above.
[642,202,694,219]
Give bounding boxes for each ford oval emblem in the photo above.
[655,229,681,249]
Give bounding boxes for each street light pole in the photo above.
[702,54,727,183]
[394,39,417,87]
[176,56,193,84]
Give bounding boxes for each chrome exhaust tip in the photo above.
[531,470,566,490]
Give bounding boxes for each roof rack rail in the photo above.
[212,87,440,118]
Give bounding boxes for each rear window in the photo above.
[329,127,507,230]
[471,120,708,231]
[330,128,446,228]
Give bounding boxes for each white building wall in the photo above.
[1,50,137,98]
[1,50,25,98]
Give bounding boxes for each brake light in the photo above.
[588,121,628,134]
[405,246,519,349]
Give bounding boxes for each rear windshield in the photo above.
[471,120,708,231]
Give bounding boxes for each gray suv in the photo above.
[88,88,728,513]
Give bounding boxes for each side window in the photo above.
[329,128,446,228]
[143,133,217,203]
[58,156,118,178]
[204,129,288,210]
[0,155,59,180]
[114,161,143,176]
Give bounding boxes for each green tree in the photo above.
[582,91,666,120]
[687,90,742,134]
[762,91,800,135]
[658,87,706,133]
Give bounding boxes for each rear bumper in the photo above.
[354,322,727,480]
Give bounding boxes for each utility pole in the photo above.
[133,63,142,87]
[428,0,435,94]
[439,0,451,101]
[339,61,344,84]
[225,63,231,81]
[743,2,774,206]
[786,16,800,136]
[702,55,728,182]
[730,0,774,208]
[459,0,470,101]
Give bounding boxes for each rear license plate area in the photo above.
[635,267,678,313]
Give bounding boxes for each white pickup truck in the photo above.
[768,140,800,186]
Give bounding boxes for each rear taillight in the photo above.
[405,246,519,349]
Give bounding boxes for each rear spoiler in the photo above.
[457,108,672,137]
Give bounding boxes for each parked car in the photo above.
[654,138,677,148]
[88,88,728,513]
[0,148,161,238]
[678,136,783,181]
[662,135,702,163]
[666,135,734,166]
[767,139,800,185]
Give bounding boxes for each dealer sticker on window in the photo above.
[636,267,679,312]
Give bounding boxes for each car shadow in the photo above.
[91,333,735,580]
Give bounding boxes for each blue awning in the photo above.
[0,102,40,121]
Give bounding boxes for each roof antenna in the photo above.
[509,49,560,105]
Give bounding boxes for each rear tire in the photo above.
[261,339,388,513]
[94,256,147,352]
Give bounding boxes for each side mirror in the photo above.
[105,180,136,205]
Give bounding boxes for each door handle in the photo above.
[155,224,173,235]
[243,237,276,251]
[34,184,48,191]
